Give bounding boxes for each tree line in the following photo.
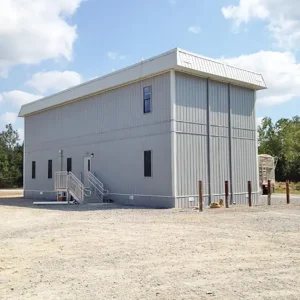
[0,124,23,188]
[0,117,299,189]
[258,116,300,182]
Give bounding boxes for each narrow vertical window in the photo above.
[48,160,52,179]
[143,86,152,113]
[144,150,152,177]
[32,161,36,179]
[67,158,72,172]
[88,159,91,172]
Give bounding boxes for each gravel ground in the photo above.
[0,197,300,300]
[0,190,23,198]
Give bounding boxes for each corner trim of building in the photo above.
[254,91,260,192]
[207,78,212,205]
[170,70,177,199]
[228,83,234,205]
[23,130,25,190]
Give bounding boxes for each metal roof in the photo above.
[19,48,267,117]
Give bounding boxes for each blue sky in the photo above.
[1,0,299,140]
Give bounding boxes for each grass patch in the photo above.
[276,182,300,194]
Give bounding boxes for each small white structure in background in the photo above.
[259,154,278,194]
[19,48,267,208]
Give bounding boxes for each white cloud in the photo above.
[256,117,264,127]
[107,51,126,60]
[27,70,82,93]
[0,0,84,76]
[222,0,300,50]
[222,0,269,26]
[257,94,295,106]
[188,26,201,34]
[17,128,24,143]
[168,0,176,5]
[0,112,18,125]
[220,51,300,106]
[1,90,43,107]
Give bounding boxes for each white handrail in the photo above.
[54,171,106,204]
[92,172,104,187]
[54,171,68,190]
[88,172,108,201]
[68,172,85,204]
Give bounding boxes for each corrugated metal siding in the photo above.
[177,50,266,88]
[231,85,255,130]
[176,134,209,208]
[175,72,259,208]
[24,73,173,202]
[176,72,207,124]
[230,85,258,205]
[175,72,208,208]
[26,73,171,147]
[209,80,230,203]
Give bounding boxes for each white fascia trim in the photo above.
[175,67,266,91]
[176,48,267,90]
[19,49,178,117]
[19,48,267,117]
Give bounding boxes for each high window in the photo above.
[143,86,152,113]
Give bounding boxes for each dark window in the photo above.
[144,150,152,177]
[67,158,72,172]
[88,159,91,172]
[143,86,152,113]
[32,161,36,179]
[48,160,52,179]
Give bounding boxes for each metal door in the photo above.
[83,156,92,187]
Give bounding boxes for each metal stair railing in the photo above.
[54,171,105,204]
[54,171,68,191]
[88,172,108,202]
[67,172,85,204]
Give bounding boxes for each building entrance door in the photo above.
[83,156,92,187]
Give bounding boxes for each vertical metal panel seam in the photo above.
[254,90,260,193]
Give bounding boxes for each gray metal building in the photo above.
[19,48,267,208]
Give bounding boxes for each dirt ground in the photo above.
[1,197,300,300]
[0,189,23,198]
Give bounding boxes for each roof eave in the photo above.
[175,66,267,90]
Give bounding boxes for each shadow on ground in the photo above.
[0,197,165,212]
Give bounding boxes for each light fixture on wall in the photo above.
[91,153,94,158]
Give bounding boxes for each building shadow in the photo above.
[0,197,165,212]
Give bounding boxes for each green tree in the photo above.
[0,124,23,188]
[258,116,300,182]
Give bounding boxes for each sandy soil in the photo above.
[0,189,23,198]
[1,197,300,300]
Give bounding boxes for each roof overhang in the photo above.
[19,48,267,117]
